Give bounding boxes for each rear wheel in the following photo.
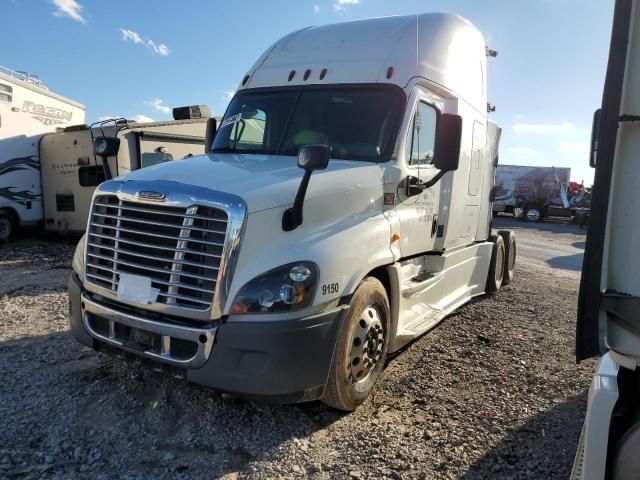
[0,211,15,242]
[498,230,516,285]
[486,234,505,294]
[523,204,543,222]
[322,277,390,411]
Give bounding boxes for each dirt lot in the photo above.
[0,218,595,479]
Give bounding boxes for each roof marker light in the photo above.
[386,66,394,79]
[241,74,250,86]
[319,68,327,80]
[288,70,296,81]
[303,69,311,81]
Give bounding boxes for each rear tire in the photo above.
[0,211,15,242]
[498,230,516,285]
[322,277,390,412]
[523,204,543,223]
[486,234,505,294]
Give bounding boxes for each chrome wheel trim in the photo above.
[348,306,385,384]
[526,208,541,222]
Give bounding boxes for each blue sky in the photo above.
[2,0,613,183]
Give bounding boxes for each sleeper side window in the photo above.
[0,83,13,103]
[406,102,437,166]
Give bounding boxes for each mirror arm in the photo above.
[99,155,113,181]
[420,170,446,189]
[282,170,313,231]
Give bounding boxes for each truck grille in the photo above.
[85,194,227,310]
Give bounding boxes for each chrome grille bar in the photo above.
[85,194,228,311]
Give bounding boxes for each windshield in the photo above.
[211,85,406,162]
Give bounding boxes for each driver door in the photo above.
[395,98,441,257]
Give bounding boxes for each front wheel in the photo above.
[322,277,390,411]
[0,211,15,242]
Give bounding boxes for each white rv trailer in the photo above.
[39,112,211,235]
[68,13,516,410]
[573,0,640,478]
[0,65,85,239]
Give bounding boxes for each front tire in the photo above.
[322,277,390,411]
[0,211,15,242]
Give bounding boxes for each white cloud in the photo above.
[334,0,360,11]
[146,98,171,114]
[120,28,171,56]
[513,121,572,134]
[52,0,86,24]
[130,114,154,123]
[313,4,320,12]
[509,147,537,155]
[558,142,589,153]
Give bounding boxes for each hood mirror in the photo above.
[283,145,330,231]
[204,117,217,154]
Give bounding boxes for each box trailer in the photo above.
[493,164,572,221]
[39,111,210,235]
[68,13,516,410]
[573,0,640,478]
[0,65,85,239]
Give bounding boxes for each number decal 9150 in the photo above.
[322,283,339,295]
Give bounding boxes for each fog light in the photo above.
[279,284,298,304]
[289,265,311,282]
[258,290,275,308]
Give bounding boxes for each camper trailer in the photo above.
[39,111,210,234]
[573,0,640,478]
[68,13,516,411]
[0,65,85,239]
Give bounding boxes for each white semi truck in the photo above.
[69,13,516,410]
[573,0,640,478]
[0,65,86,239]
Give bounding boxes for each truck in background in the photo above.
[0,65,86,240]
[573,0,640,478]
[68,13,517,411]
[492,164,590,222]
[39,106,212,235]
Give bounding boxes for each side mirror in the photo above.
[205,117,217,154]
[93,136,120,180]
[434,114,462,172]
[589,109,601,168]
[282,144,330,231]
[297,144,330,171]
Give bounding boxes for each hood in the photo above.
[118,153,383,213]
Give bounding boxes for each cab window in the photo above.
[228,108,267,151]
[407,102,437,166]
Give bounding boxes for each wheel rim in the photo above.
[348,306,385,384]
[0,218,10,240]
[495,245,505,282]
[526,208,541,221]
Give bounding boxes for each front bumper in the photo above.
[69,272,346,403]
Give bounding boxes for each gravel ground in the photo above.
[0,219,596,479]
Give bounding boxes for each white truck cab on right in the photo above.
[68,13,514,411]
[574,0,640,477]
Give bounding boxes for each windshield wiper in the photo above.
[211,146,238,153]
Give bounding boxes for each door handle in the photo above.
[431,215,438,238]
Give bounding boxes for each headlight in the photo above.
[230,262,318,314]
